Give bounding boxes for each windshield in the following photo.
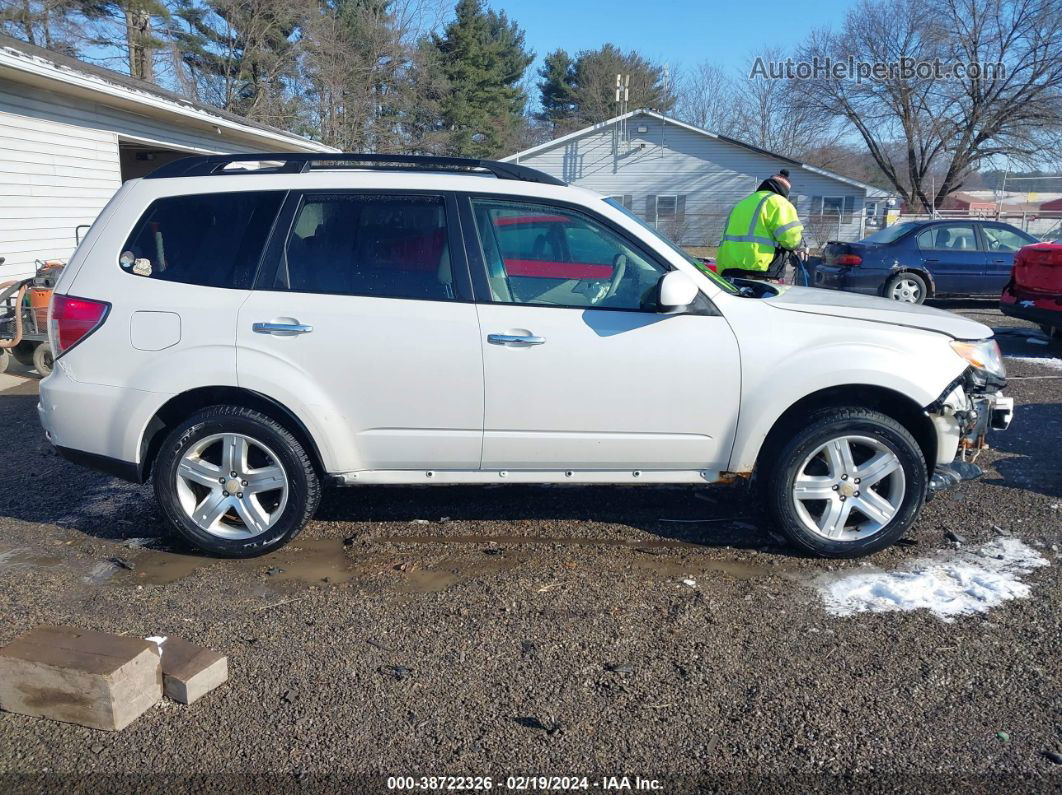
[604,198,738,294]
[861,221,920,245]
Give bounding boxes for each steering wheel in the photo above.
[590,253,627,305]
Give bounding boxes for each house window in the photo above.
[608,194,633,210]
[811,195,857,220]
[644,194,686,225]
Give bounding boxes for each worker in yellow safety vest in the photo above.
[716,169,805,280]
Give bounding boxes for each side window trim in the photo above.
[253,189,474,302]
[455,192,676,308]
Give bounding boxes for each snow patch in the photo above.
[817,538,1049,621]
[1005,355,1062,372]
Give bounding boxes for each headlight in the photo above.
[950,339,1006,380]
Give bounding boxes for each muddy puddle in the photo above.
[0,546,65,574]
[9,528,777,593]
[390,554,525,593]
[379,533,778,580]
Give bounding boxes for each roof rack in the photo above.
[144,152,566,185]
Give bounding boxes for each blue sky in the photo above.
[497,0,857,80]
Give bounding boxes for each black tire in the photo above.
[153,405,320,557]
[884,271,928,304]
[11,342,35,366]
[764,407,928,558]
[32,342,53,376]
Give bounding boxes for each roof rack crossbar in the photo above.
[145,152,565,185]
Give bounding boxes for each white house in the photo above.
[505,109,892,249]
[0,35,338,280]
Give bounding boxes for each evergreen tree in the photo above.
[544,44,675,127]
[575,44,675,123]
[431,0,533,158]
[536,48,575,134]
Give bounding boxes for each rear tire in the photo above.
[885,272,928,304]
[765,407,928,558]
[153,405,320,557]
[32,342,53,377]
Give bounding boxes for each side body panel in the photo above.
[718,295,970,473]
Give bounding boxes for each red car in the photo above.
[1000,241,1062,340]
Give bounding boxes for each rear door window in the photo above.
[275,194,460,301]
[120,191,283,289]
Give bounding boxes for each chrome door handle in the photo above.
[487,333,545,346]
[253,322,313,335]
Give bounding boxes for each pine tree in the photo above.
[562,44,676,126]
[536,49,575,134]
[431,0,533,158]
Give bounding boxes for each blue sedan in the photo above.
[814,220,1039,303]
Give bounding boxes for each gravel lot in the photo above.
[0,300,1059,793]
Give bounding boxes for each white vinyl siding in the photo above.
[0,108,120,278]
[0,68,332,280]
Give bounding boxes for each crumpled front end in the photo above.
[924,370,1013,492]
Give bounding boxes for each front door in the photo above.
[980,224,1035,294]
[916,223,987,294]
[463,196,741,472]
[237,191,483,473]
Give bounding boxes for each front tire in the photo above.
[765,407,927,558]
[153,405,320,557]
[885,272,928,304]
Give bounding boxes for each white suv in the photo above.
[38,153,1013,559]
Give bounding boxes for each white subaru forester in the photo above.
[39,153,1013,559]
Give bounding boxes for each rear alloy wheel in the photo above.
[885,272,928,304]
[154,406,320,557]
[766,407,927,558]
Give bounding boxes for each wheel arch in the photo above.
[752,384,937,477]
[139,386,328,482]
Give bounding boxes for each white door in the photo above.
[237,192,483,472]
[468,197,741,471]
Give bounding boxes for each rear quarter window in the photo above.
[119,191,283,289]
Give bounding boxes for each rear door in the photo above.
[916,223,987,294]
[462,195,741,472]
[236,191,483,473]
[980,224,1037,293]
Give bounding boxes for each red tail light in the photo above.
[49,294,110,357]
[835,254,863,266]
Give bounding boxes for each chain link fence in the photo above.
[661,208,1062,256]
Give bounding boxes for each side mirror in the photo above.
[657,270,700,311]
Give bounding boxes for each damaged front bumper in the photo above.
[924,371,1014,494]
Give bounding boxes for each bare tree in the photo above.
[795,0,1062,211]
[676,60,738,133]
[731,46,845,159]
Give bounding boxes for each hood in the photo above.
[765,286,992,339]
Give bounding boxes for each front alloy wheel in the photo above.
[792,435,906,541]
[766,407,927,558]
